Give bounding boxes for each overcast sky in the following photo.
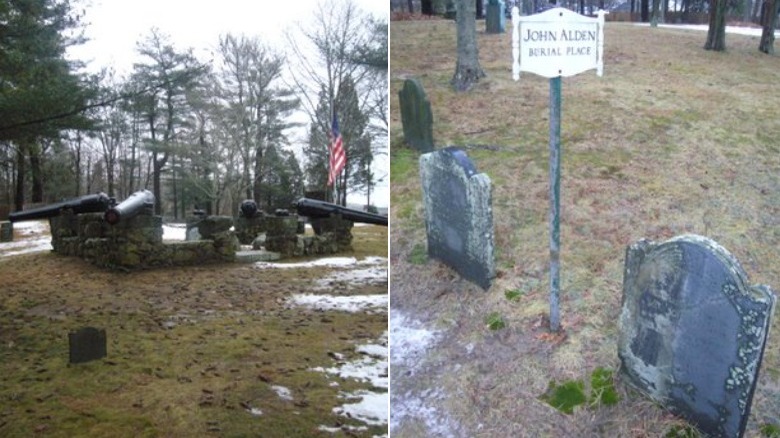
[67,0,389,208]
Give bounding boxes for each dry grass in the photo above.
[390,19,780,437]
[0,225,388,437]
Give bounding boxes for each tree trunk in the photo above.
[704,0,727,51]
[422,0,434,14]
[74,131,82,196]
[759,0,779,53]
[651,0,659,26]
[172,155,178,220]
[29,145,43,203]
[476,0,483,19]
[14,144,25,211]
[641,0,649,22]
[451,0,486,91]
[753,0,763,22]
[253,146,263,206]
[408,0,414,13]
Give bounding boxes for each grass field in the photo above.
[390,18,780,437]
[0,223,388,437]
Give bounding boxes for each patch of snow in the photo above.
[390,311,441,368]
[247,407,263,416]
[1,238,52,256]
[272,385,293,401]
[358,256,387,265]
[162,224,186,241]
[390,392,454,436]
[289,294,387,313]
[634,22,780,37]
[315,266,387,288]
[334,390,388,426]
[390,311,460,436]
[12,220,49,235]
[255,256,358,269]
[313,331,388,432]
[0,220,52,257]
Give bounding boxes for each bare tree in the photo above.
[286,0,378,203]
[216,34,299,206]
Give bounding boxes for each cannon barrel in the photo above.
[293,198,387,226]
[239,199,258,218]
[9,193,112,223]
[104,190,155,225]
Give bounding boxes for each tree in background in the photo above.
[287,0,382,206]
[0,0,95,210]
[704,0,728,51]
[451,0,486,91]
[131,29,205,215]
[259,144,304,211]
[214,33,300,212]
[758,0,779,53]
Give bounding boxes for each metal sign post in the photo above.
[512,7,606,332]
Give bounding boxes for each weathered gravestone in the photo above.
[420,147,495,290]
[398,78,434,153]
[0,221,12,242]
[618,234,776,438]
[486,0,506,34]
[69,327,107,364]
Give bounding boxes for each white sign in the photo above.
[512,7,606,79]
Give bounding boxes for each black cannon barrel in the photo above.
[293,198,387,226]
[239,199,258,218]
[9,193,112,223]
[104,190,155,225]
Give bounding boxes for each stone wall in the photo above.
[49,211,238,269]
[234,215,268,245]
[265,215,354,258]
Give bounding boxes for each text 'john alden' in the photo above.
[523,29,596,56]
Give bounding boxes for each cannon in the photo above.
[293,198,387,226]
[9,192,112,223]
[104,190,155,225]
[239,199,258,218]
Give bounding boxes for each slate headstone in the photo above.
[420,147,495,290]
[486,0,506,34]
[618,234,776,438]
[398,78,434,153]
[68,327,107,364]
[0,220,12,242]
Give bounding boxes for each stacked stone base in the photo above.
[264,215,354,258]
[49,212,238,269]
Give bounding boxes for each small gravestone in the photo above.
[0,221,12,242]
[68,327,107,364]
[420,147,495,289]
[486,0,506,34]
[619,234,776,438]
[398,78,434,153]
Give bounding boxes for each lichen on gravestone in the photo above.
[619,234,776,438]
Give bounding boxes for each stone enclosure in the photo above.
[24,194,361,269]
[50,210,238,269]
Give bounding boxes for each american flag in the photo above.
[328,112,345,186]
